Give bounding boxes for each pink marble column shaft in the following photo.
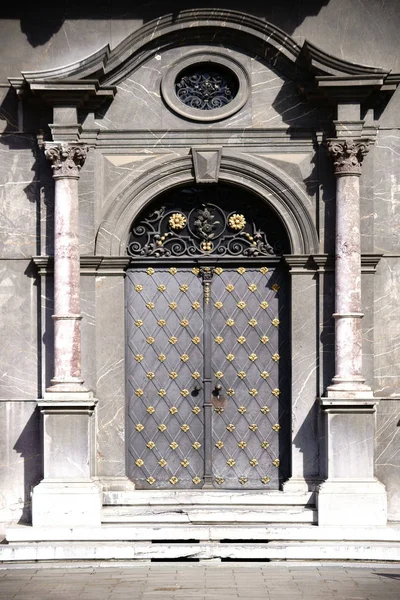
[45,143,89,392]
[327,138,371,393]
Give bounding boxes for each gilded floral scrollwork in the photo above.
[127,193,277,258]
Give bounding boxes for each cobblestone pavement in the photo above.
[0,562,399,600]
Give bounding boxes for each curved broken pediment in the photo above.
[9,8,399,110]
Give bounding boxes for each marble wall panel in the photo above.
[317,145,336,255]
[362,272,375,389]
[0,401,41,535]
[373,131,400,255]
[81,275,96,393]
[0,138,39,259]
[318,270,335,394]
[43,412,91,479]
[0,87,18,134]
[0,259,38,400]
[360,150,375,254]
[79,151,96,256]
[38,151,54,257]
[375,399,400,521]
[291,272,319,479]
[40,274,54,392]
[98,151,184,217]
[379,87,400,130]
[95,275,126,477]
[328,412,374,479]
[240,151,318,219]
[250,58,330,130]
[374,257,400,396]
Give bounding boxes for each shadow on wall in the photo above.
[13,408,42,525]
[1,0,330,47]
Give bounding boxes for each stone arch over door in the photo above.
[95,155,319,257]
[124,183,293,490]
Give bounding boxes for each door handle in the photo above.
[211,383,227,409]
[194,383,202,392]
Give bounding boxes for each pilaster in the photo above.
[282,256,320,492]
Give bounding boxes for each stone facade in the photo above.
[1,2,400,560]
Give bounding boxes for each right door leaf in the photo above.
[210,265,289,489]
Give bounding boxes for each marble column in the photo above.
[326,138,372,395]
[318,138,387,526]
[45,143,88,393]
[31,142,101,528]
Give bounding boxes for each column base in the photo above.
[321,392,376,408]
[32,480,102,527]
[44,385,92,397]
[317,479,387,526]
[95,476,136,492]
[40,390,96,408]
[325,383,374,398]
[282,477,321,493]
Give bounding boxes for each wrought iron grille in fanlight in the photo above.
[127,186,288,259]
[175,64,239,111]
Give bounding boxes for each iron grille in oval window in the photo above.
[175,64,239,111]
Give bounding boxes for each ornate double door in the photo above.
[126,262,289,490]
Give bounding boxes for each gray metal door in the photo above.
[126,266,205,489]
[126,263,289,490]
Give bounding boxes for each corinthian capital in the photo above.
[45,143,89,178]
[327,138,371,176]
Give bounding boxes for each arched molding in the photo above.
[95,155,319,256]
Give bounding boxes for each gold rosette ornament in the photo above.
[228,213,246,230]
[169,212,187,230]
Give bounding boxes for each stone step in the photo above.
[103,489,315,506]
[6,523,400,543]
[102,504,317,524]
[1,539,400,562]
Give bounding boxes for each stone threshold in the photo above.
[1,538,400,563]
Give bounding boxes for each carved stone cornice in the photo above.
[32,256,131,276]
[327,138,371,176]
[45,143,89,179]
[283,255,317,274]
